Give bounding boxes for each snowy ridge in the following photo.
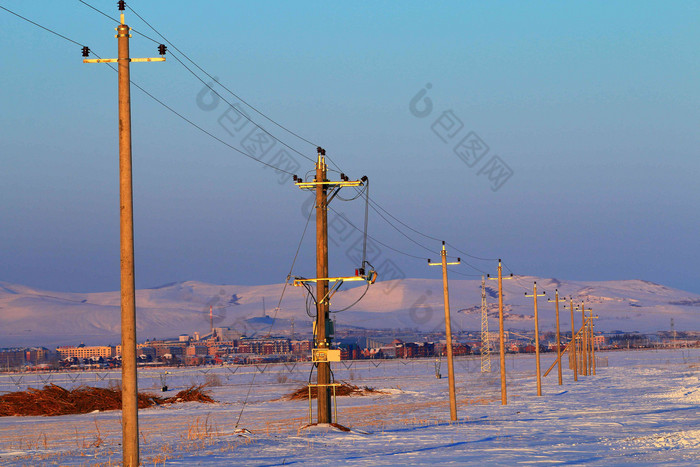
[0,277,698,347]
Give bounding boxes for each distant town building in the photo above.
[0,349,26,368]
[237,337,291,355]
[213,327,242,342]
[291,340,312,354]
[56,345,115,360]
[186,344,209,357]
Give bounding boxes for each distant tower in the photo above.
[480,276,492,373]
[291,317,295,340]
[670,318,676,347]
[262,297,266,318]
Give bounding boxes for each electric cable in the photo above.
[1,5,85,47]
[78,0,501,267]
[327,205,429,261]
[78,0,316,164]
[265,201,315,337]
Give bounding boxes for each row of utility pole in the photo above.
[419,253,603,422]
[86,6,601,465]
[478,272,602,408]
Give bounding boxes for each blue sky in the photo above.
[1,1,698,294]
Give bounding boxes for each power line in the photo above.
[325,154,498,265]
[265,200,315,337]
[79,1,501,267]
[76,0,163,44]
[119,2,317,161]
[327,205,429,261]
[77,1,316,164]
[164,50,316,165]
[117,2,501,265]
[0,5,85,47]
[447,267,482,278]
[124,3,318,147]
[10,0,502,272]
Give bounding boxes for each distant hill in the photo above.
[0,277,698,347]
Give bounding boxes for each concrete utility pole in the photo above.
[580,301,587,376]
[292,148,366,424]
[525,283,546,396]
[547,289,564,385]
[429,242,461,421]
[83,6,165,465]
[488,261,512,405]
[567,297,578,382]
[480,276,491,373]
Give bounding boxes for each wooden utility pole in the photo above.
[547,290,564,385]
[83,7,165,465]
[429,242,460,421]
[488,261,512,405]
[292,149,366,425]
[525,282,546,396]
[583,306,594,375]
[315,148,331,422]
[567,297,578,382]
[589,311,598,375]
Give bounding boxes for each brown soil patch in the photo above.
[0,384,215,417]
[284,381,387,400]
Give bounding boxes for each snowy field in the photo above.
[1,348,699,466]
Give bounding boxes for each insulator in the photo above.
[81,46,90,57]
[361,175,368,182]
[340,173,345,180]
[158,44,167,55]
[117,0,126,11]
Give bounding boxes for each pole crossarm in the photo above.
[429,260,461,266]
[292,275,371,286]
[84,57,165,63]
[295,180,363,189]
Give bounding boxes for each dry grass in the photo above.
[0,384,215,417]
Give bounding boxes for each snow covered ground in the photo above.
[1,348,699,465]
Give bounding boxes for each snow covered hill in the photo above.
[0,277,698,347]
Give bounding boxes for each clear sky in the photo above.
[1,1,698,294]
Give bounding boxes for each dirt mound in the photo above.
[0,384,215,417]
[284,381,387,401]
